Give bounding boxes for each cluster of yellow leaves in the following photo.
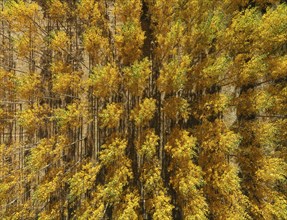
[99,138,128,166]
[113,191,140,220]
[206,164,250,220]
[202,54,232,87]
[224,7,260,52]
[0,108,5,125]
[18,103,50,134]
[0,69,15,96]
[77,0,101,25]
[152,191,174,220]
[1,0,41,32]
[197,119,251,219]
[72,189,105,220]
[194,93,230,120]
[53,102,87,131]
[99,103,123,128]
[235,88,275,117]
[13,31,43,59]
[259,195,287,220]
[115,21,145,65]
[163,97,190,121]
[165,128,208,219]
[239,54,267,85]
[114,0,144,64]
[270,84,287,115]
[37,201,63,220]
[156,20,186,58]
[251,121,278,152]
[50,31,70,52]
[51,61,83,94]
[256,157,287,184]
[130,98,156,126]
[123,58,151,96]
[165,129,197,161]
[140,161,173,219]
[199,120,241,153]
[83,27,109,62]
[136,129,159,160]
[0,144,17,206]
[28,136,67,179]
[268,55,287,79]
[32,171,63,204]
[141,163,162,193]
[53,71,83,94]
[145,0,178,34]
[135,129,172,218]
[69,162,101,200]
[99,138,133,205]
[16,72,41,99]
[115,0,142,23]
[257,4,287,50]
[14,34,30,58]
[47,0,68,20]
[90,64,120,98]
[158,56,190,94]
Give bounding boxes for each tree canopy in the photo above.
[0,0,286,219]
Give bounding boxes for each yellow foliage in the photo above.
[158,55,190,94]
[18,103,50,134]
[100,146,132,203]
[1,0,41,32]
[99,138,129,167]
[115,20,145,65]
[256,157,287,184]
[163,97,190,121]
[141,163,162,195]
[130,98,156,126]
[156,20,186,58]
[69,162,101,200]
[99,103,124,128]
[0,69,15,96]
[165,129,197,161]
[83,27,109,62]
[47,0,68,20]
[224,7,260,52]
[16,72,42,99]
[199,120,241,153]
[113,191,140,219]
[1,1,287,219]
[202,54,232,86]
[77,0,101,25]
[51,61,83,94]
[239,55,267,85]
[28,136,67,174]
[257,4,287,50]
[90,63,120,98]
[123,58,151,96]
[33,171,63,204]
[50,31,70,52]
[165,128,209,219]
[195,93,230,120]
[136,129,159,160]
[53,102,87,131]
[14,34,30,57]
[115,0,142,23]
[268,55,287,78]
[152,191,173,220]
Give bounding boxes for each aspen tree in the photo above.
[165,128,208,219]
